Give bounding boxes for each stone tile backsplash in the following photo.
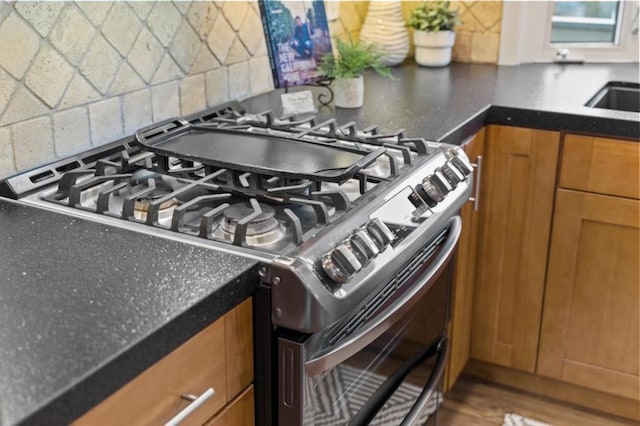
[0,0,503,180]
[0,0,273,178]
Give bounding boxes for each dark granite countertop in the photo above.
[0,199,258,426]
[1,60,638,426]
[243,61,639,143]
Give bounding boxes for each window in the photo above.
[499,0,639,65]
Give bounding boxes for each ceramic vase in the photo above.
[359,1,409,67]
[414,30,456,67]
[333,76,364,109]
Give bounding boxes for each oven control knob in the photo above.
[430,171,453,195]
[322,244,362,283]
[445,148,473,176]
[350,229,380,263]
[420,176,445,206]
[366,218,394,250]
[440,163,464,187]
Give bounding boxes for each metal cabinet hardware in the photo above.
[468,155,483,211]
[164,387,215,426]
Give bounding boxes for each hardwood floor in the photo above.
[439,376,637,426]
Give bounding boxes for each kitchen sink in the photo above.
[586,82,640,113]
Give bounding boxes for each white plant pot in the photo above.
[333,76,364,109]
[414,30,456,67]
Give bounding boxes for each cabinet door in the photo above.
[538,190,639,401]
[446,128,485,389]
[470,126,560,373]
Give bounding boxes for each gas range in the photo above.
[0,100,473,332]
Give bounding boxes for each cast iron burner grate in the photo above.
[6,100,440,252]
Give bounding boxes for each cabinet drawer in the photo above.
[560,134,639,199]
[205,385,254,426]
[75,299,253,426]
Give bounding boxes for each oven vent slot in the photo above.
[328,227,449,345]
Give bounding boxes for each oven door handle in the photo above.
[348,336,448,426]
[305,216,461,376]
[400,337,448,425]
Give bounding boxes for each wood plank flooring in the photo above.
[439,376,637,426]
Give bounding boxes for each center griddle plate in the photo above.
[134,119,384,183]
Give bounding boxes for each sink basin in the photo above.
[586,82,640,113]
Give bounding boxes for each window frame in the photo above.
[498,0,639,65]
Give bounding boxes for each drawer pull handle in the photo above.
[467,155,483,211]
[165,387,215,426]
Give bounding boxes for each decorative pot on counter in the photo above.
[359,1,409,67]
[333,76,364,109]
[414,30,456,67]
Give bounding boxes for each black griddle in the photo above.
[134,119,385,183]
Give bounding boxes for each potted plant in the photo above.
[319,37,392,109]
[408,1,460,67]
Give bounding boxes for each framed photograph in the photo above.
[258,0,333,88]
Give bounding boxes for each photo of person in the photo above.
[259,0,333,88]
[290,16,313,59]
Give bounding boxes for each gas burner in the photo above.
[214,202,287,247]
[133,194,179,222]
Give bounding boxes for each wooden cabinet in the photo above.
[470,126,560,372]
[74,299,253,426]
[446,128,485,389]
[537,135,639,402]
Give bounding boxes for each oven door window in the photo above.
[303,272,449,426]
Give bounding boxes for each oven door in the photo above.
[277,216,460,426]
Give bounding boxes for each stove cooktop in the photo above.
[1,101,440,256]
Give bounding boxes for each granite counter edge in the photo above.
[14,264,259,426]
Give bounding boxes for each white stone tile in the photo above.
[102,2,142,56]
[89,97,123,145]
[122,89,152,134]
[0,127,15,177]
[109,62,145,96]
[0,87,49,126]
[151,54,185,85]
[49,4,95,66]
[11,116,54,171]
[205,67,228,107]
[180,74,206,115]
[222,1,248,31]
[169,21,201,73]
[173,0,192,14]
[0,2,12,24]
[127,1,153,20]
[14,1,64,37]
[207,14,235,64]
[249,55,273,96]
[0,68,16,116]
[0,13,41,79]
[58,74,101,110]
[228,61,250,100]
[151,81,180,121]
[147,2,182,47]
[186,1,217,40]
[53,106,91,157]
[80,36,122,94]
[75,1,113,26]
[127,28,164,83]
[190,45,220,74]
[225,37,250,65]
[238,7,263,55]
[25,46,75,108]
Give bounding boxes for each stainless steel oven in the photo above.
[271,216,460,426]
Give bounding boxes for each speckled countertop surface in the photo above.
[0,199,258,426]
[1,60,639,426]
[243,61,640,143]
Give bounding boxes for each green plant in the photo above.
[407,1,460,32]
[318,37,392,79]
